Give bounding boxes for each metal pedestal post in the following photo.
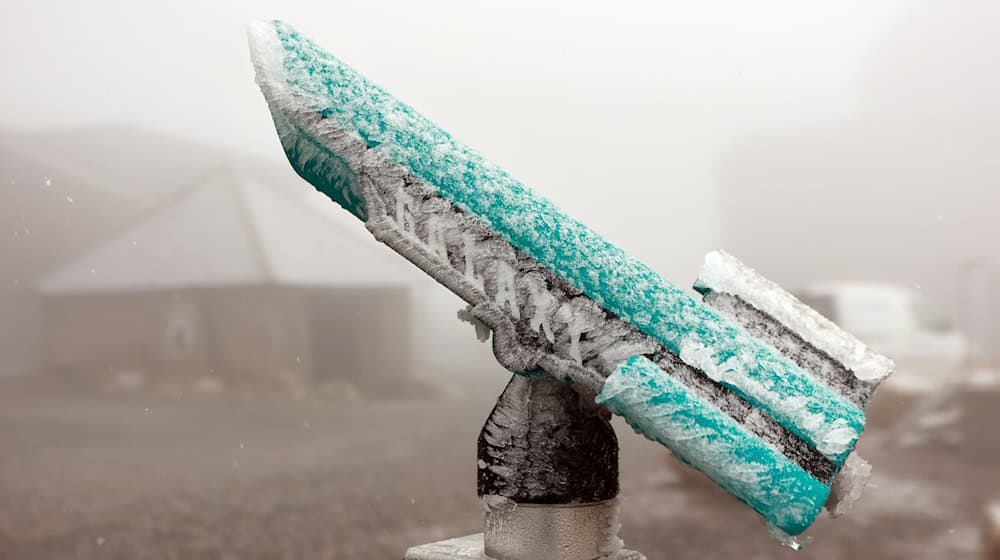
[405,374,645,560]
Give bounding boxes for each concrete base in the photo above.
[404,533,646,560]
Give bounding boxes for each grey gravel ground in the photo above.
[0,376,996,559]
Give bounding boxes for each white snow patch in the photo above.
[599,497,625,558]
[457,306,491,342]
[493,261,520,320]
[460,232,484,289]
[524,274,557,343]
[697,250,894,382]
[481,494,516,514]
[766,523,813,550]
[247,21,289,91]
[968,368,999,388]
[825,453,872,518]
[679,339,858,458]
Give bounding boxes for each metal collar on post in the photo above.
[484,500,625,560]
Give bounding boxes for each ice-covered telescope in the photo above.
[248,20,894,536]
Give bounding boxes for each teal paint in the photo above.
[597,355,830,535]
[263,20,865,464]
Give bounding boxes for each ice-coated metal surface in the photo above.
[404,534,485,560]
[478,374,619,504]
[404,532,646,560]
[484,500,633,560]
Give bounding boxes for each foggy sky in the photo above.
[0,0,914,280]
[3,1,997,375]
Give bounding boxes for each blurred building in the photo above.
[35,163,415,399]
[0,125,224,377]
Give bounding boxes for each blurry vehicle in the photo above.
[797,283,969,392]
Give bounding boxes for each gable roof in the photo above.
[0,124,232,285]
[38,164,418,294]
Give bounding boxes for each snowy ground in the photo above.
[0,376,996,559]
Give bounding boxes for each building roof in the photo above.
[1,125,233,287]
[38,164,419,294]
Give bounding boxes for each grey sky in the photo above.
[1,0,910,279]
[3,1,997,373]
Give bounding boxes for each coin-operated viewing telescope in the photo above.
[249,20,894,559]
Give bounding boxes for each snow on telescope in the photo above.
[248,20,894,539]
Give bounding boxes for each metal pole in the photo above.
[405,373,645,560]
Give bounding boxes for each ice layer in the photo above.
[247,19,887,537]
[248,19,864,464]
[695,250,894,384]
[597,355,828,535]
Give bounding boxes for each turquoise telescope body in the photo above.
[249,20,893,537]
